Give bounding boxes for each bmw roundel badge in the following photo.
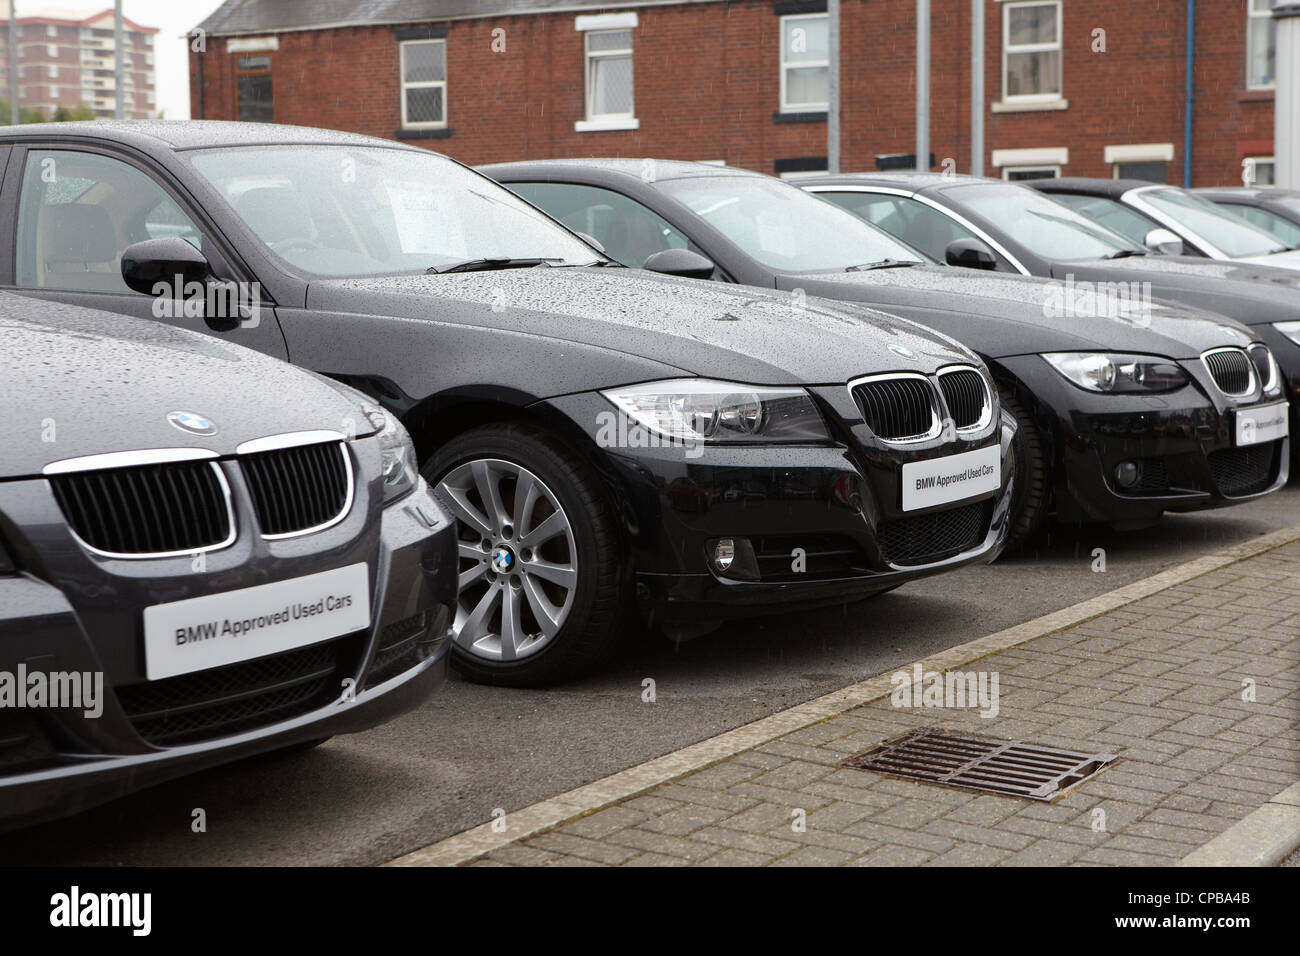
[167,411,218,436]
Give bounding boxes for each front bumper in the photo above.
[997,354,1291,526]
[0,464,457,831]
[539,390,1016,625]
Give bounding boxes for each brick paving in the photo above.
[466,541,1300,866]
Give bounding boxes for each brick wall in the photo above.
[190,0,1275,187]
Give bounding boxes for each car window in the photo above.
[506,181,687,267]
[1223,203,1300,248]
[1048,193,1158,248]
[1140,187,1286,258]
[818,191,978,261]
[656,175,930,272]
[15,149,204,294]
[188,146,601,277]
[947,182,1142,261]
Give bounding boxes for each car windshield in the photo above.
[1048,194,1159,248]
[655,175,931,272]
[1140,187,1287,258]
[188,145,602,277]
[947,182,1144,260]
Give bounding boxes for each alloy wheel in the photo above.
[434,458,578,661]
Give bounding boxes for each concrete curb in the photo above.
[1177,782,1300,867]
[385,524,1300,868]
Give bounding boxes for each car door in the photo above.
[0,143,288,360]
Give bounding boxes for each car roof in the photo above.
[479,157,766,182]
[0,120,416,153]
[1029,177,1160,198]
[794,171,996,191]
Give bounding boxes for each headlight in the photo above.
[368,404,419,503]
[601,379,830,443]
[1274,321,1300,348]
[1042,353,1189,394]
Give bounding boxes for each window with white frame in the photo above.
[399,38,447,129]
[47,43,57,57]
[1003,0,1061,101]
[779,13,828,112]
[47,64,56,78]
[1247,0,1276,89]
[46,24,57,38]
[1003,165,1059,181]
[1243,156,1276,186]
[584,29,634,121]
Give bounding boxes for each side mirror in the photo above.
[1144,228,1183,255]
[945,238,998,270]
[121,237,213,295]
[576,232,606,255]
[641,248,716,279]
[122,237,242,332]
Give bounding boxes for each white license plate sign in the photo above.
[902,444,1001,512]
[143,563,370,680]
[1235,401,1289,447]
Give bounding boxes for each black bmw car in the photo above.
[0,293,457,830]
[797,171,1300,465]
[0,121,1014,687]
[484,159,1289,549]
[1026,178,1300,270]
[1192,187,1300,249]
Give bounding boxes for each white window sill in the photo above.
[574,117,640,132]
[991,98,1069,113]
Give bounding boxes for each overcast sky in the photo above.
[11,0,228,120]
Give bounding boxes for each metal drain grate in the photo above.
[842,727,1116,801]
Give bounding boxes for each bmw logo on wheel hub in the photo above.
[491,546,515,574]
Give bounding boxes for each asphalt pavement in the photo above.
[2,484,1296,866]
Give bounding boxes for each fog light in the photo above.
[1114,461,1141,488]
[706,537,760,581]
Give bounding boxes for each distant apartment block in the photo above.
[0,5,158,120]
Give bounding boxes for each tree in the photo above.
[0,98,47,124]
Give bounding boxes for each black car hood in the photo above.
[1046,256,1300,327]
[0,295,371,478]
[305,267,980,385]
[772,265,1255,359]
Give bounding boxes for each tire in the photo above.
[999,389,1050,553]
[423,423,625,687]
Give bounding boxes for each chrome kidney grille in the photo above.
[1202,347,1255,397]
[937,367,992,431]
[49,440,352,557]
[50,460,235,558]
[851,374,940,442]
[242,441,352,538]
[1246,344,1276,393]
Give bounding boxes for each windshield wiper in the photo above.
[1102,249,1148,259]
[427,257,565,274]
[846,259,921,271]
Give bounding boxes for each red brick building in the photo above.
[189,0,1283,187]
